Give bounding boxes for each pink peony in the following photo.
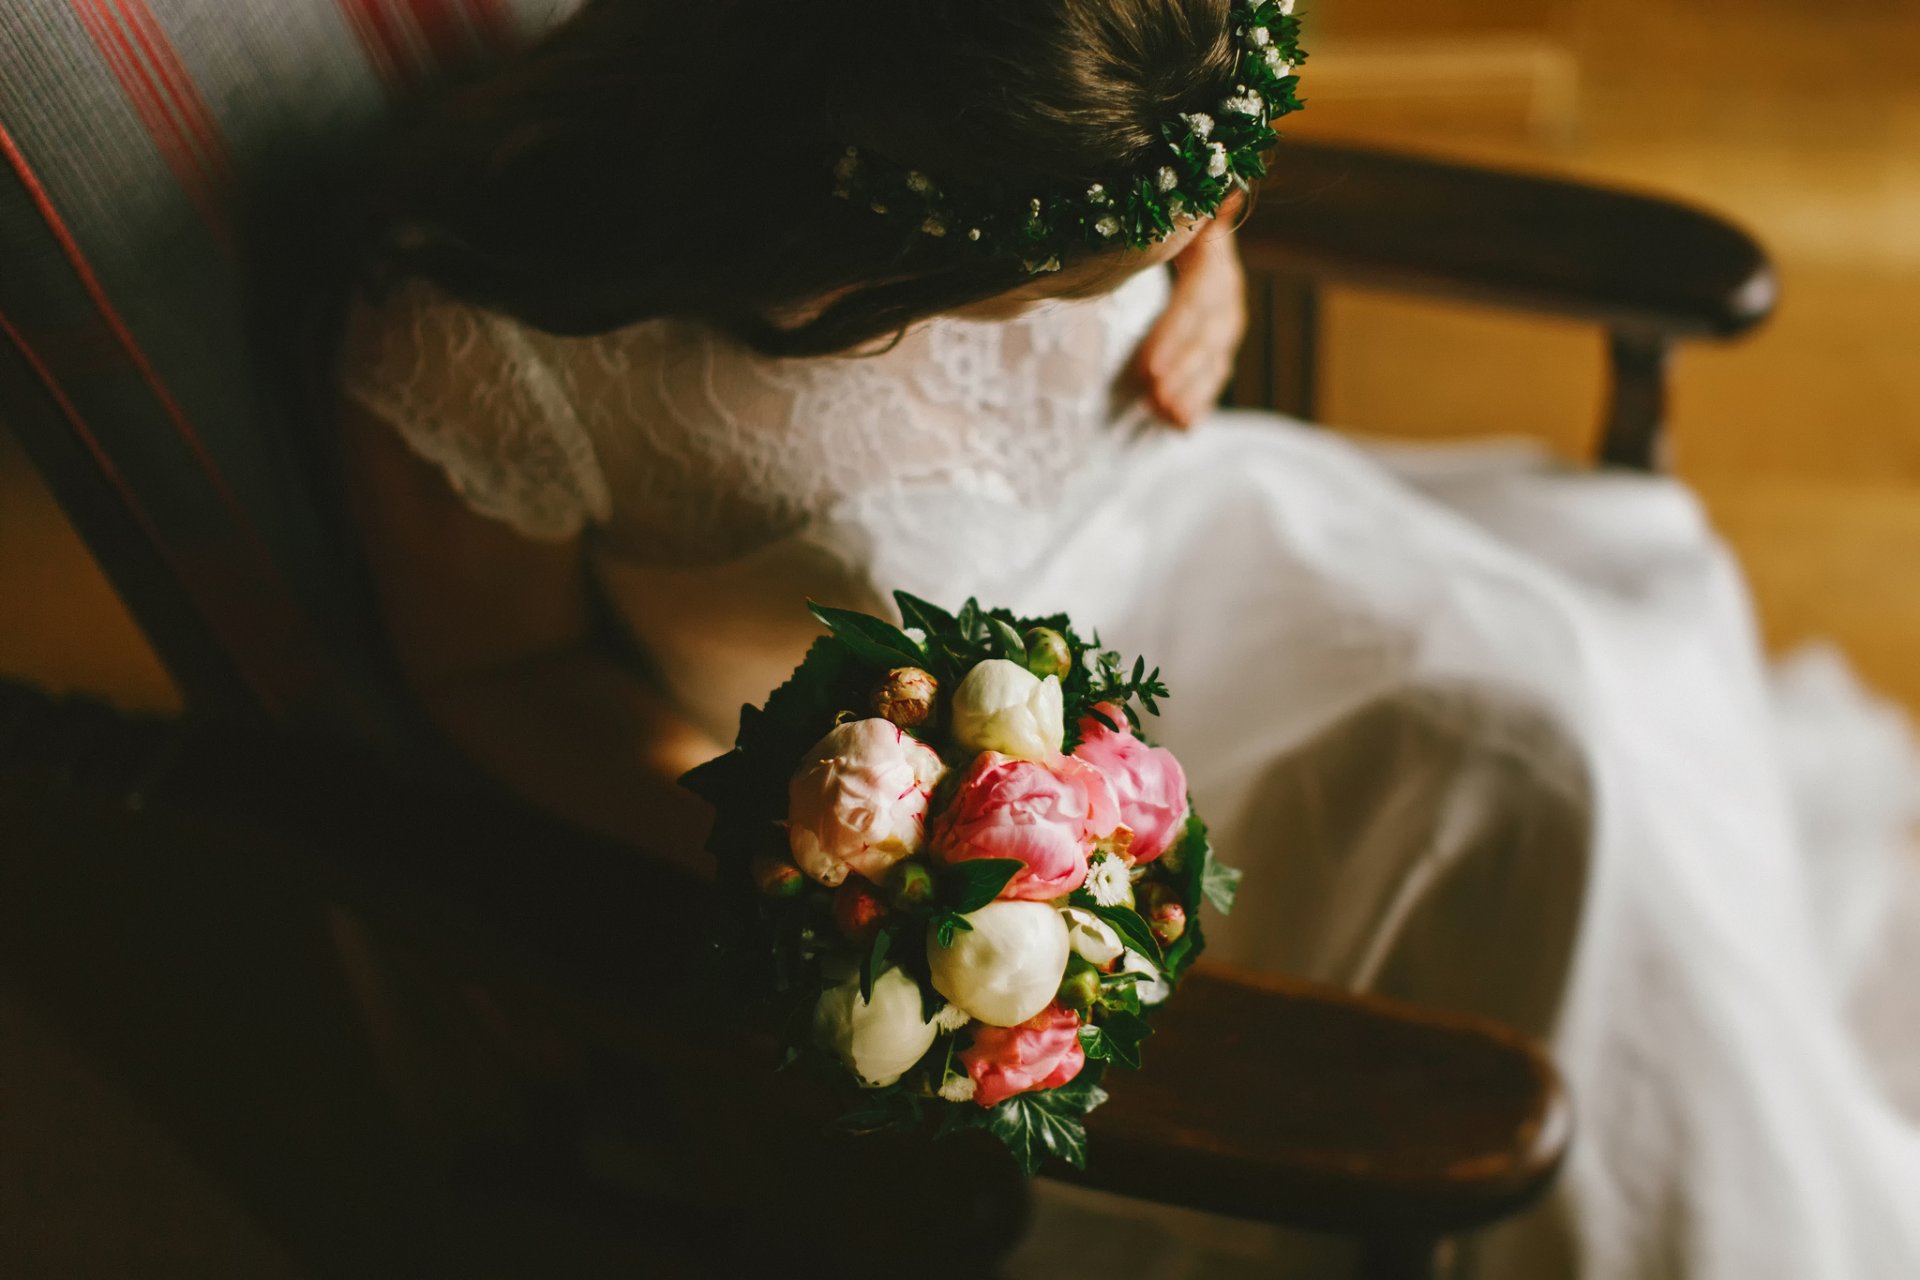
[1071,704,1190,864]
[959,1003,1087,1108]
[788,718,947,887]
[930,752,1122,901]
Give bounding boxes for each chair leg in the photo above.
[1598,329,1671,472]
[1358,1232,1445,1280]
[1233,272,1320,419]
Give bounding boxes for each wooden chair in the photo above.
[1,4,1773,1275]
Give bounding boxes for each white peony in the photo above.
[927,899,1070,1027]
[949,659,1065,761]
[788,718,947,887]
[1060,906,1125,969]
[814,966,941,1088]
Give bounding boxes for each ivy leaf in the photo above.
[986,615,1028,664]
[893,591,957,636]
[944,859,1026,914]
[987,1082,1103,1174]
[1092,1010,1151,1070]
[808,601,925,670]
[1091,904,1163,970]
[860,928,893,1003]
[1202,855,1243,916]
[1077,1024,1111,1062]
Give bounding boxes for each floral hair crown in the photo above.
[833,0,1305,275]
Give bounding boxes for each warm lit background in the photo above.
[3,0,1918,713]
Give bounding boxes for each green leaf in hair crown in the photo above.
[684,596,1239,1172]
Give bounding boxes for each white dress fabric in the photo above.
[342,268,1920,1278]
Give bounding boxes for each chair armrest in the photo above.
[1071,964,1570,1239]
[0,680,1568,1245]
[1243,139,1777,341]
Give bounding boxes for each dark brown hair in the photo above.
[355,0,1239,356]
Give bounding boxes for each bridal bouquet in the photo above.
[683,595,1239,1174]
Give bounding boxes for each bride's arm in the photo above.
[338,401,721,876]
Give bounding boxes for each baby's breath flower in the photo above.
[1221,89,1266,117]
[933,1003,972,1033]
[1157,166,1180,193]
[939,1074,978,1103]
[1086,182,1110,204]
[1266,48,1290,73]
[1281,0,1295,13]
[1086,853,1134,908]
[967,228,982,242]
[1182,111,1216,140]
[906,171,935,194]
[1207,142,1230,178]
[1250,26,1271,47]
[922,215,949,238]
[1094,214,1121,238]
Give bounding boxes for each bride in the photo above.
[326,0,1920,1274]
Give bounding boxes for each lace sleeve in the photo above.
[339,280,614,543]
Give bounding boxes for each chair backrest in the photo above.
[0,0,575,734]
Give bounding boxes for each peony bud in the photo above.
[1138,883,1187,947]
[751,852,808,899]
[871,666,939,729]
[886,860,936,910]
[949,660,1064,762]
[814,967,940,1088]
[927,899,1071,1027]
[1057,962,1101,1013]
[1023,628,1073,681]
[834,879,890,944]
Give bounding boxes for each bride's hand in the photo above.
[1132,197,1248,429]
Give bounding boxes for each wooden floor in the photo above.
[1295,0,1920,712]
[2,0,1917,714]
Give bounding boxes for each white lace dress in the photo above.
[342,268,1920,1279]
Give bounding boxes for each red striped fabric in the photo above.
[111,0,235,191]
[338,0,525,93]
[0,114,325,711]
[67,0,233,246]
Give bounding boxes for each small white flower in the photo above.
[1029,197,1044,217]
[1250,26,1271,47]
[967,228,983,242]
[1121,949,1172,1007]
[870,201,890,215]
[1157,166,1180,193]
[1182,111,1215,140]
[1207,142,1230,177]
[1060,906,1126,968]
[835,148,861,182]
[1094,214,1121,238]
[1086,182,1109,204]
[1033,256,1063,274]
[933,1002,973,1033]
[1085,853,1134,908]
[906,171,935,194]
[1281,0,1296,14]
[1266,49,1290,74]
[939,1074,978,1103]
[1221,90,1266,118]
[922,215,949,238]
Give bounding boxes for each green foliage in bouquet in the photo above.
[682,593,1240,1175]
